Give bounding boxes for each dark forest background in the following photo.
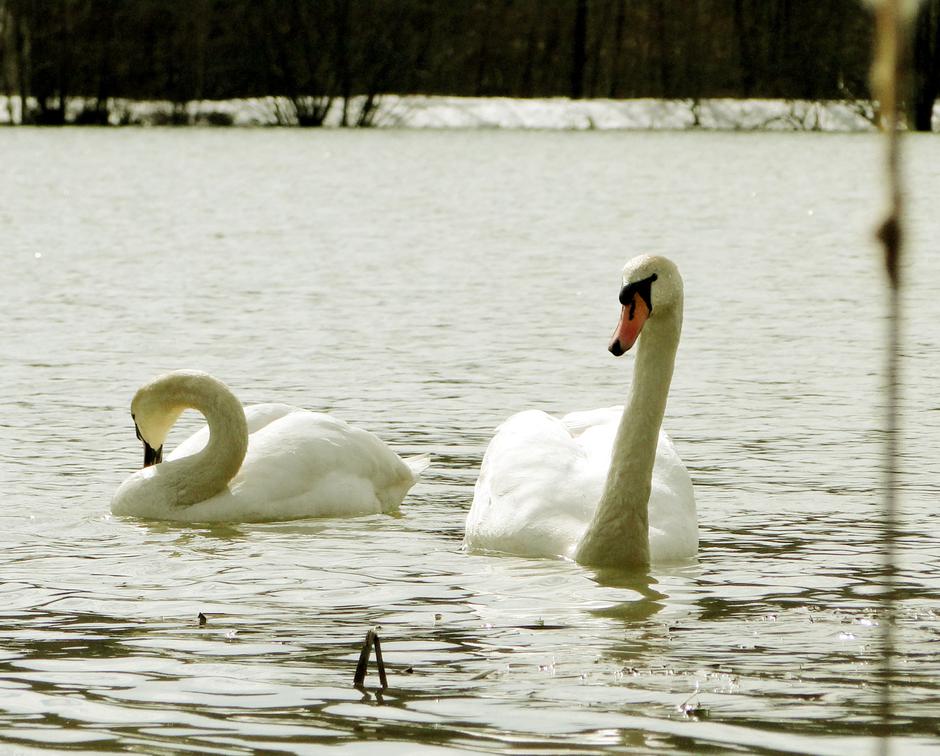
[1,0,938,129]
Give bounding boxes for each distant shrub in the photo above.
[198,110,235,126]
[150,106,191,126]
[72,107,110,126]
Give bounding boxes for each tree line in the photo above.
[0,0,937,130]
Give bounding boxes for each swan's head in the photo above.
[129,372,197,467]
[609,255,682,356]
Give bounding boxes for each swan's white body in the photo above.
[465,407,695,562]
[112,372,428,523]
[464,255,697,567]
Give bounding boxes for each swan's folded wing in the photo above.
[466,410,601,559]
[223,411,414,519]
[647,429,698,560]
[561,406,623,439]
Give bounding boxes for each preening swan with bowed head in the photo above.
[464,254,697,568]
[112,370,429,522]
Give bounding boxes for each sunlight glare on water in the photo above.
[1,128,939,753]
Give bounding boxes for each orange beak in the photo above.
[609,294,650,356]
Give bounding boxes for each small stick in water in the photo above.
[353,628,388,689]
[372,632,388,689]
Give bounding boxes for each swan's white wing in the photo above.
[167,408,418,523]
[239,412,414,516]
[646,432,697,561]
[561,405,623,438]
[465,410,603,559]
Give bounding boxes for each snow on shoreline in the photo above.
[2,94,938,131]
[370,96,888,131]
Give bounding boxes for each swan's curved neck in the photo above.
[576,300,682,568]
[156,377,248,508]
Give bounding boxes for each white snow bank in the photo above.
[1,95,937,132]
[373,96,889,131]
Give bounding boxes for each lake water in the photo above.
[2,127,939,754]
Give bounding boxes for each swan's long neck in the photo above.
[156,376,248,508]
[576,300,682,568]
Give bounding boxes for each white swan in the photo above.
[111,370,429,522]
[464,255,696,567]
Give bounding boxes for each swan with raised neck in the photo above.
[464,254,695,569]
[575,255,684,567]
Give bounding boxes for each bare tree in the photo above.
[912,0,940,131]
[571,0,587,98]
[0,0,893,127]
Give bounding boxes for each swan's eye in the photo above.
[619,273,657,317]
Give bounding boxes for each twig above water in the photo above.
[354,628,388,690]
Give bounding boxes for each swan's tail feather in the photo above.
[404,453,431,479]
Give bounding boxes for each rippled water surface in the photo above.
[2,128,939,754]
